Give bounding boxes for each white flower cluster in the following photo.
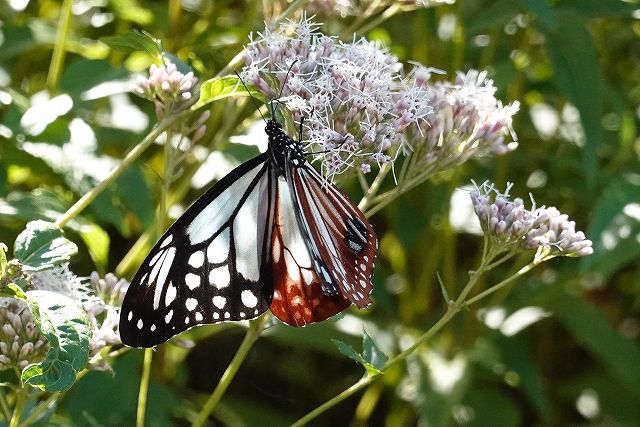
[241,17,517,182]
[470,181,593,258]
[407,70,519,170]
[132,62,198,118]
[306,0,456,18]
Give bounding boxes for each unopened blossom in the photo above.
[524,207,594,258]
[86,272,129,356]
[471,181,592,258]
[132,62,198,118]
[0,298,49,371]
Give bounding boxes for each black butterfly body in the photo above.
[119,119,377,348]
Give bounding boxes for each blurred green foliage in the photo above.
[1,0,640,425]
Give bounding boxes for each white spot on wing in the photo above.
[188,250,205,268]
[160,234,173,248]
[149,250,162,267]
[207,229,230,264]
[185,273,201,290]
[187,163,264,244]
[137,319,143,329]
[165,309,173,323]
[302,269,314,286]
[209,266,230,289]
[150,324,156,332]
[165,282,177,306]
[153,246,176,310]
[213,295,226,309]
[185,298,198,311]
[284,251,300,281]
[128,311,133,321]
[241,290,258,308]
[234,183,261,281]
[195,312,203,321]
[213,312,220,320]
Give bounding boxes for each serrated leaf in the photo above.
[362,331,387,372]
[193,75,266,110]
[21,290,91,392]
[13,221,78,271]
[100,30,162,57]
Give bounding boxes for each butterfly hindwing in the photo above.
[269,178,351,326]
[288,163,377,309]
[119,153,276,347]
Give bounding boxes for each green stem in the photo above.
[137,348,153,427]
[191,315,269,427]
[289,256,493,426]
[465,262,537,307]
[9,388,26,427]
[289,377,375,427]
[54,111,188,229]
[17,392,58,427]
[0,388,10,423]
[46,0,73,91]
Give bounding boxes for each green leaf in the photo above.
[13,221,78,271]
[544,9,603,189]
[581,175,640,279]
[21,290,91,392]
[362,331,387,372]
[0,283,28,300]
[0,243,7,278]
[100,30,162,57]
[521,0,556,27]
[77,224,110,274]
[332,339,366,365]
[542,289,640,401]
[193,75,265,110]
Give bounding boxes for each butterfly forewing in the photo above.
[119,154,275,348]
[269,178,351,326]
[288,163,377,309]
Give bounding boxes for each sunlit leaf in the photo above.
[362,331,387,372]
[13,221,78,271]
[101,30,162,57]
[193,75,265,110]
[21,290,91,392]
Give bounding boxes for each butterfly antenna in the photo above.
[234,70,266,124]
[269,59,299,119]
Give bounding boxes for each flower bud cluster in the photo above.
[0,298,49,371]
[85,272,130,356]
[471,181,593,258]
[132,62,198,118]
[524,207,594,257]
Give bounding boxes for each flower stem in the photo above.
[465,262,537,306]
[9,388,26,427]
[136,348,153,427]
[192,315,269,427]
[46,0,73,91]
[289,256,493,426]
[54,111,188,229]
[289,377,375,427]
[0,389,10,423]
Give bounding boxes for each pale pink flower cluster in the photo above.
[0,298,49,371]
[471,181,593,258]
[404,69,519,171]
[132,62,198,117]
[241,17,517,182]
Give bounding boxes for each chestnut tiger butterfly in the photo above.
[119,77,377,348]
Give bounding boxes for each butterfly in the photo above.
[119,104,378,348]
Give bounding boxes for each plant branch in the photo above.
[136,348,154,427]
[54,111,189,229]
[191,315,269,427]
[46,0,73,91]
